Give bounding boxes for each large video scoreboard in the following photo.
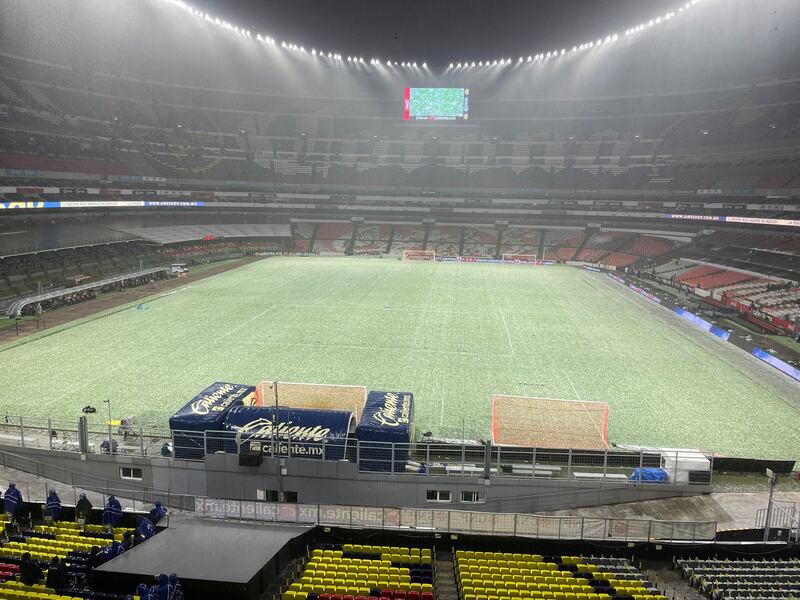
[404,87,469,121]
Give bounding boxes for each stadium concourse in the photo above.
[1,0,800,598]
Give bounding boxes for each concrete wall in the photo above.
[0,445,710,513]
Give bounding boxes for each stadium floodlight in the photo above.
[412,62,417,67]
[572,46,577,52]
[478,61,483,66]
[527,55,532,62]
[560,49,565,55]
[471,61,476,67]
[401,61,406,67]
[518,56,523,63]
[492,60,498,65]
[328,52,332,58]
[449,63,454,69]
[281,41,286,48]
[612,34,618,41]
[311,49,316,55]
[422,62,426,68]
[386,60,391,66]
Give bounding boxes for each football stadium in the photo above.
[0,0,799,598]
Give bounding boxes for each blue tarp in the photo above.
[169,382,256,459]
[630,467,670,482]
[221,405,354,460]
[356,391,414,472]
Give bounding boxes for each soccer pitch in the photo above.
[2,257,798,459]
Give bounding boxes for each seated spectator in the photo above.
[169,573,184,600]
[75,492,93,524]
[135,583,153,599]
[150,573,171,600]
[136,515,155,541]
[45,489,62,521]
[104,540,125,560]
[20,552,43,586]
[149,501,167,525]
[121,530,134,552]
[102,495,122,528]
[3,482,22,523]
[45,556,69,591]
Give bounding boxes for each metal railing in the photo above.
[194,498,718,543]
[0,447,194,513]
[0,416,714,486]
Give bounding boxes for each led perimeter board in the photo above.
[404,87,469,121]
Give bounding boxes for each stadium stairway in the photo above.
[642,561,703,600]
[436,552,458,600]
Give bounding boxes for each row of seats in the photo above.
[457,551,665,600]
[675,557,800,600]
[0,580,81,600]
[285,547,435,600]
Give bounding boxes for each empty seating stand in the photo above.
[676,557,800,600]
[456,550,666,600]
[284,545,434,600]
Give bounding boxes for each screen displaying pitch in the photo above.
[404,87,469,121]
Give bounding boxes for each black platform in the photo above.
[95,516,314,599]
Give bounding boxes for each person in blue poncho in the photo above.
[168,573,184,600]
[3,483,23,523]
[149,574,171,600]
[102,495,122,528]
[149,501,167,525]
[136,515,155,541]
[135,583,153,599]
[104,540,125,561]
[45,489,62,521]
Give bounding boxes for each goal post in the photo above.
[402,249,436,261]
[502,253,539,262]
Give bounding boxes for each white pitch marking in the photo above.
[496,303,516,358]
[215,305,277,342]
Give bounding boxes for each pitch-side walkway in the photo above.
[542,490,800,530]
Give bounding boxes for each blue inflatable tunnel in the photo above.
[168,382,256,459]
[356,391,414,472]
[222,405,355,460]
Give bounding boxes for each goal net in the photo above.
[402,249,436,261]
[492,395,609,450]
[502,253,538,262]
[255,380,367,421]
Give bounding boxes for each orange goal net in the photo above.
[492,394,609,449]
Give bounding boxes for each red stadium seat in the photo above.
[408,592,420,600]
[381,591,393,598]
[421,593,433,600]
[394,591,406,600]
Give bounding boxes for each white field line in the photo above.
[215,305,278,342]
[230,339,511,359]
[496,302,516,358]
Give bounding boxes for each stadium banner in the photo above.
[606,272,662,304]
[0,201,56,210]
[169,382,256,460]
[356,391,415,472]
[665,214,800,228]
[222,406,354,460]
[673,308,731,341]
[581,265,602,273]
[436,256,550,265]
[0,200,205,210]
[751,347,800,382]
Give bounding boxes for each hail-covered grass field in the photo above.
[2,256,798,459]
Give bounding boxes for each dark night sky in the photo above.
[184,0,687,64]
